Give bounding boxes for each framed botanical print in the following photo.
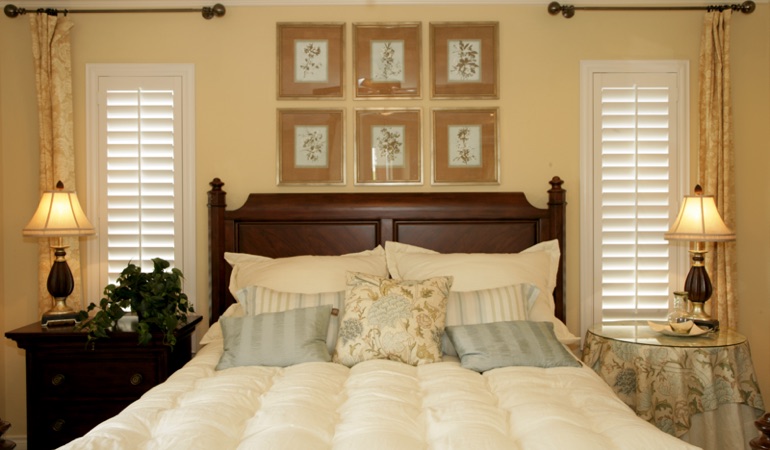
[430,22,499,99]
[432,108,499,185]
[277,109,345,185]
[355,108,422,185]
[353,23,421,99]
[277,23,345,99]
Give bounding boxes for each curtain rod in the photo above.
[548,0,755,18]
[3,3,226,19]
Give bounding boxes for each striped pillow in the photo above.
[216,304,332,369]
[235,286,345,354]
[446,320,581,372]
[442,283,540,356]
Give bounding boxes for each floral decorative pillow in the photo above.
[333,272,452,367]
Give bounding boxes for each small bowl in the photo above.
[669,318,694,334]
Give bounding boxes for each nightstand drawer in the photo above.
[37,357,160,398]
[36,399,128,449]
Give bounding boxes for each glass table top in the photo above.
[588,320,746,348]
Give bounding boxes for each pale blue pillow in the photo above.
[216,304,332,369]
[446,320,581,373]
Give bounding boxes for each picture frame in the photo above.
[277,109,345,185]
[430,22,499,99]
[277,23,345,99]
[353,23,421,99]
[432,108,499,185]
[355,108,422,185]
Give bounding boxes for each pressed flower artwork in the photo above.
[278,109,344,185]
[448,40,481,82]
[371,40,405,82]
[430,22,498,99]
[372,125,405,167]
[355,108,421,185]
[294,126,329,167]
[353,23,421,98]
[278,23,344,99]
[432,108,498,185]
[294,40,329,83]
[448,125,482,167]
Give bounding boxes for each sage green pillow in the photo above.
[446,320,581,373]
[216,304,332,369]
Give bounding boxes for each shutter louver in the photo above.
[598,81,674,322]
[105,88,177,283]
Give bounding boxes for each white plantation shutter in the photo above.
[87,65,195,304]
[102,83,180,281]
[580,62,688,335]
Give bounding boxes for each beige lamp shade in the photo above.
[23,181,96,237]
[664,185,735,242]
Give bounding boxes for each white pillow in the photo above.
[384,240,579,345]
[224,246,387,297]
[199,303,244,345]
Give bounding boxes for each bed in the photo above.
[60,176,698,450]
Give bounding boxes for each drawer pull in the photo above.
[130,373,143,385]
[52,419,65,432]
[51,374,65,386]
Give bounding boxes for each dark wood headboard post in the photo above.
[208,178,227,325]
[547,176,567,324]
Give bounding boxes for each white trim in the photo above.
[85,63,196,310]
[579,60,690,340]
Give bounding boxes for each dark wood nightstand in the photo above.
[5,315,201,450]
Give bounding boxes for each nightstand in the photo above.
[583,320,765,450]
[5,315,201,450]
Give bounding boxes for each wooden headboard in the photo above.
[207,177,567,325]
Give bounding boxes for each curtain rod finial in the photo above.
[741,1,756,14]
[202,3,225,19]
[547,2,575,18]
[4,4,22,18]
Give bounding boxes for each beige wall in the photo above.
[1,3,768,437]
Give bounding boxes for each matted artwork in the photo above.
[432,108,499,185]
[430,22,499,99]
[277,23,345,99]
[353,23,421,99]
[277,109,345,185]
[355,108,422,185]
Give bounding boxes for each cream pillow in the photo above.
[384,240,579,346]
[224,246,387,297]
[333,272,452,367]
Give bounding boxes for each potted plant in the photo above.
[77,257,194,349]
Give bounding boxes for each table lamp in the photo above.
[664,185,735,323]
[23,181,96,326]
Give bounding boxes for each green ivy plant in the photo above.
[77,258,194,349]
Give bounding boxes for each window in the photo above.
[86,64,196,307]
[579,61,689,337]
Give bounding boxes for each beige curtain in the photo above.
[698,9,737,329]
[29,13,83,316]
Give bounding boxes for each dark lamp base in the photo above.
[693,318,720,332]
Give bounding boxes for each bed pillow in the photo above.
[224,246,387,297]
[333,272,452,368]
[384,240,580,346]
[216,304,333,370]
[442,283,540,356]
[446,320,581,373]
[236,286,345,354]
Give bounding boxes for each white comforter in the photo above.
[61,342,698,450]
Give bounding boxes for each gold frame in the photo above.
[355,108,422,185]
[277,23,345,99]
[277,109,345,185]
[430,22,499,99]
[353,22,422,99]
[432,108,499,185]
